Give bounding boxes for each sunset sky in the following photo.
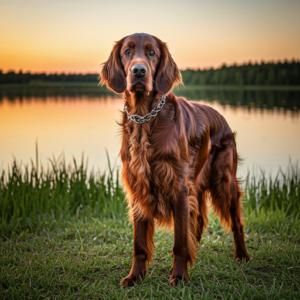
[1,0,300,73]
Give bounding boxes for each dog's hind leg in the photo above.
[229,175,251,262]
[209,145,251,262]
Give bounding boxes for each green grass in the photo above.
[0,154,299,299]
[1,216,299,299]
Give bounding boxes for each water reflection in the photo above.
[0,87,299,179]
[176,88,300,117]
[1,87,300,116]
[0,85,117,104]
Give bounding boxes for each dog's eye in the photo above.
[149,50,155,56]
[124,49,131,55]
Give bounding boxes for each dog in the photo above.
[100,33,251,287]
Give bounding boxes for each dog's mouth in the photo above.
[133,83,145,92]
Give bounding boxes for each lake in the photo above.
[1,86,300,179]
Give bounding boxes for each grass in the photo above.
[1,217,299,299]
[0,153,300,299]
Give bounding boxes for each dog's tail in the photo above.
[186,181,199,268]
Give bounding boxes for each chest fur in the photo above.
[122,121,177,223]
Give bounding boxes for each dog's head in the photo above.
[100,33,182,96]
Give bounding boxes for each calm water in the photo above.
[1,87,300,179]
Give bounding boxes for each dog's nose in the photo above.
[131,64,147,78]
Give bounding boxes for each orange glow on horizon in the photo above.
[1,0,300,74]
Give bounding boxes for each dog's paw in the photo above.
[168,271,189,287]
[120,273,143,287]
[234,252,251,263]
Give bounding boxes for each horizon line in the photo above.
[1,58,300,75]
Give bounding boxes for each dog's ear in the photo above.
[155,39,183,95]
[99,38,126,94]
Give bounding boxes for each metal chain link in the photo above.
[124,95,167,124]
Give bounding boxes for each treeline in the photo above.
[1,60,300,85]
[181,60,300,85]
[0,71,99,84]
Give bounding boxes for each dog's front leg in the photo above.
[169,185,190,287]
[120,218,154,287]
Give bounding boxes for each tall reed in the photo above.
[244,161,300,216]
[0,146,299,236]
[0,150,126,236]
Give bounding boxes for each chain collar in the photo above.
[124,94,167,124]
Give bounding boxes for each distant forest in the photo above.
[1,60,299,85]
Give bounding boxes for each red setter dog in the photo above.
[100,33,251,287]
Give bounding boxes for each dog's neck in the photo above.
[123,90,162,117]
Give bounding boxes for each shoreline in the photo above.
[1,82,300,91]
